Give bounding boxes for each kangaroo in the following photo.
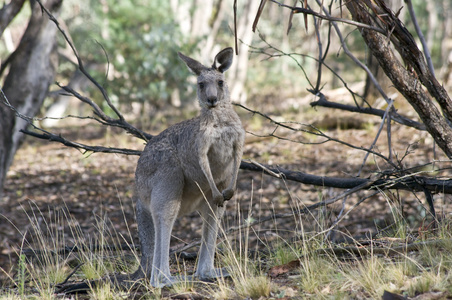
[133,47,245,287]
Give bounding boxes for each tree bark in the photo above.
[0,0,62,198]
[345,0,452,158]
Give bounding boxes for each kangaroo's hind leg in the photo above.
[195,199,227,280]
[146,171,184,287]
[132,197,155,279]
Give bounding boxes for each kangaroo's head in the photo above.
[178,47,233,109]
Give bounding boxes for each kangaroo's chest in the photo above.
[203,124,241,159]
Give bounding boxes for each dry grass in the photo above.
[3,192,452,299]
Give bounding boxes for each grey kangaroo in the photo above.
[134,47,245,287]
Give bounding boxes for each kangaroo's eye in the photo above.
[198,82,205,89]
[218,80,224,87]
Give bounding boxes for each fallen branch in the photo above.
[239,161,452,194]
[56,263,84,286]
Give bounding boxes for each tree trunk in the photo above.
[345,0,452,158]
[0,0,62,198]
[229,0,259,104]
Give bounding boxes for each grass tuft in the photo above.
[234,274,272,299]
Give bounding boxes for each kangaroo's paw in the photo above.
[222,188,235,201]
[213,193,225,207]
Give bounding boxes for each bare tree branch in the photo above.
[0,87,143,157]
[35,0,122,120]
[266,0,387,35]
[345,0,452,158]
[313,0,391,105]
[404,0,435,76]
[357,98,394,176]
[0,0,26,36]
[34,0,152,143]
[310,93,426,131]
[20,128,142,156]
[235,102,397,167]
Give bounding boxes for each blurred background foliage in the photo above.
[1,0,451,123]
[60,0,196,114]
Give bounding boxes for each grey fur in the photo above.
[133,47,245,287]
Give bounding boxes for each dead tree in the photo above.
[247,0,452,220]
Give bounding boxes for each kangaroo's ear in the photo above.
[178,52,207,76]
[212,47,233,73]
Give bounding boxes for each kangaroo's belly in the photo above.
[178,159,232,216]
[175,122,243,215]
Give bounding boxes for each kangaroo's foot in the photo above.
[150,274,178,288]
[195,267,230,282]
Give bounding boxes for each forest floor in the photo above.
[1,101,452,299]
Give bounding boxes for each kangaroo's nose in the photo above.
[207,97,217,107]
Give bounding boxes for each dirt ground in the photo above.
[1,105,452,289]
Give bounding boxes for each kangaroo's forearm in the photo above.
[228,143,243,190]
[199,155,222,196]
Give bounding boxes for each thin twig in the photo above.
[247,159,283,178]
[35,0,124,121]
[404,0,435,76]
[357,98,394,176]
[313,190,380,240]
[387,107,393,163]
[268,0,386,35]
[34,0,151,142]
[312,8,323,92]
[235,102,397,167]
[253,34,315,90]
[233,0,238,54]
[314,0,391,105]
[56,263,84,286]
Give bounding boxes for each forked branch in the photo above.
[34,0,152,142]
